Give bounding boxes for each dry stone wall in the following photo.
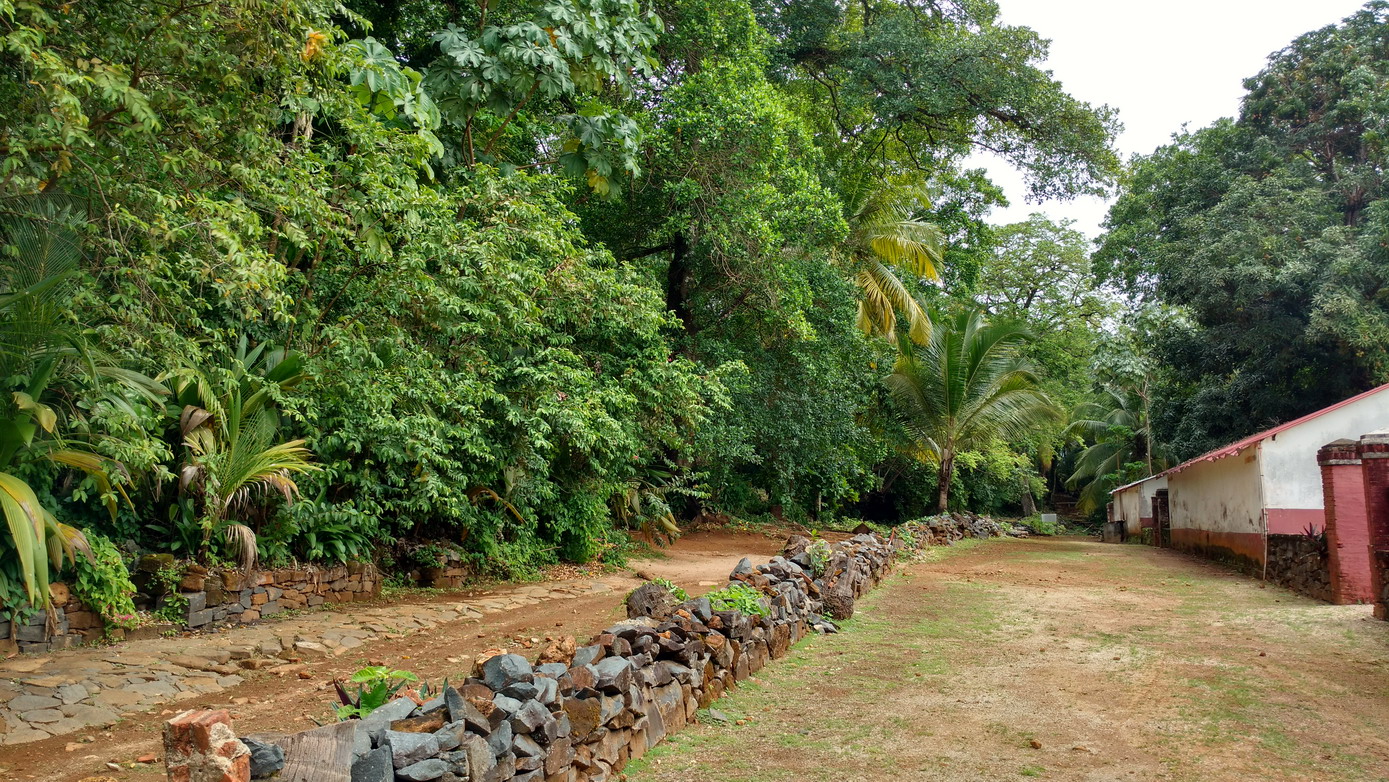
[169,562,383,628]
[0,586,104,653]
[1,562,382,652]
[165,532,926,782]
[1264,534,1333,603]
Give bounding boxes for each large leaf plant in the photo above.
[0,203,160,609]
[165,338,319,568]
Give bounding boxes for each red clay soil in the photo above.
[0,530,786,780]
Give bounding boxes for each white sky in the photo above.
[973,0,1372,237]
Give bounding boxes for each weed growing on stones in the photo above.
[705,583,770,617]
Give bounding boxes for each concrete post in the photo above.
[1317,440,1372,604]
[1358,431,1389,619]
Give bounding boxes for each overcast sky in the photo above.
[973,0,1372,238]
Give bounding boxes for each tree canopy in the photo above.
[1095,2,1389,459]
[0,0,1133,615]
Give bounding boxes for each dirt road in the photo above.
[0,530,785,780]
[628,537,1389,782]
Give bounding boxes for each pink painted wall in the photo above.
[1265,508,1326,535]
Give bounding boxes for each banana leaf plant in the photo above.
[0,201,161,608]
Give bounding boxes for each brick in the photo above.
[164,709,251,782]
[1318,440,1374,603]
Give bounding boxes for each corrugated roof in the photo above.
[1111,474,1164,495]
[1110,382,1389,495]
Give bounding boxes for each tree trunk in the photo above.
[664,234,695,337]
[936,454,953,512]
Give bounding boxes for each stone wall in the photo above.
[1264,533,1333,602]
[0,585,103,654]
[2,562,382,652]
[164,531,927,782]
[170,562,382,629]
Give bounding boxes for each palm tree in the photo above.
[842,180,945,343]
[0,202,160,607]
[166,339,319,567]
[885,309,1056,511]
[1064,381,1163,513]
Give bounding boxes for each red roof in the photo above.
[1158,382,1389,478]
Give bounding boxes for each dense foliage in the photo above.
[0,0,1130,614]
[1095,2,1389,459]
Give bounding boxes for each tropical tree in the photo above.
[1064,381,1164,513]
[1094,4,1389,458]
[843,181,945,343]
[166,340,318,567]
[885,309,1055,511]
[0,204,160,607]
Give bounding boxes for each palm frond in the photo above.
[856,259,930,342]
[223,522,258,570]
[845,181,945,344]
[45,447,130,519]
[0,472,51,605]
[866,216,944,279]
[44,515,93,570]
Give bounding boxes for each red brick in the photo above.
[1318,440,1374,603]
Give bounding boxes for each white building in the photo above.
[1110,383,1389,570]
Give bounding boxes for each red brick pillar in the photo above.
[1359,431,1389,619]
[164,709,250,782]
[1318,440,1373,604]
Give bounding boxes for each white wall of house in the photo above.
[1170,450,1263,537]
[1139,475,1167,519]
[1113,486,1142,534]
[1260,388,1389,521]
[1111,475,1169,536]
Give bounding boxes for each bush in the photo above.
[69,533,140,632]
[1020,514,1062,536]
[705,582,770,617]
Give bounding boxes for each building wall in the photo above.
[1169,449,1266,568]
[1113,486,1143,536]
[1261,389,1389,534]
[1138,476,1167,535]
[1111,476,1168,538]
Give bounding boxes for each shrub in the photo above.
[651,577,689,601]
[705,582,770,617]
[806,538,832,577]
[69,533,140,632]
[333,666,422,720]
[1020,514,1061,536]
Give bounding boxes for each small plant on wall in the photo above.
[333,666,422,720]
[706,583,770,617]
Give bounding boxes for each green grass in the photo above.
[627,538,1389,782]
[625,543,1003,781]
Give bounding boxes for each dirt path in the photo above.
[0,530,786,780]
[627,537,1389,782]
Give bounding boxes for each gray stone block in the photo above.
[510,700,550,734]
[485,721,513,756]
[243,737,285,778]
[385,730,438,769]
[350,745,392,782]
[396,758,449,782]
[186,608,216,628]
